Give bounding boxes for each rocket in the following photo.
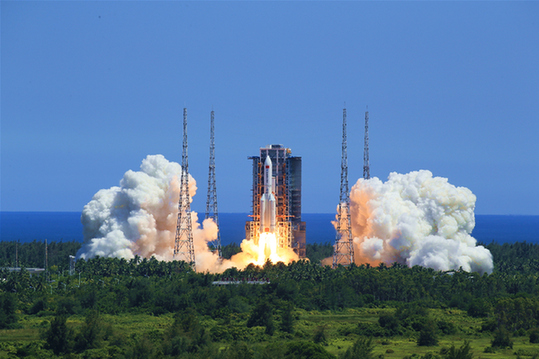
[260,156,276,234]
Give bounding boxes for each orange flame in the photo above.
[255,232,285,265]
[193,216,299,273]
[218,231,299,271]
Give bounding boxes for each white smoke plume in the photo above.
[337,170,493,274]
[78,154,196,261]
[77,155,297,272]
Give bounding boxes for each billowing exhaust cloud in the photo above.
[78,155,196,261]
[340,170,493,274]
[78,156,491,274]
[77,155,297,272]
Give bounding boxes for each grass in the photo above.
[294,308,539,358]
[101,312,173,336]
[3,308,539,358]
[0,312,173,355]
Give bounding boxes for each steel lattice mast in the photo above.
[363,108,370,180]
[205,110,222,258]
[174,108,196,271]
[333,107,354,268]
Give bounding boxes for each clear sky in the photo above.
[2,1,538,215]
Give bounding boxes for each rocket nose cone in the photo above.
[265,156,272,166]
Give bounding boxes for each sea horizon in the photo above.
[1,211,538,246]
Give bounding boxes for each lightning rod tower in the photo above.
[205,110,222,258]
[363,107,370,180]
[174,108,196,271]
[333,106,354,268]
[45,239,49,282]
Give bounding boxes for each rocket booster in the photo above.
[260,156,276,234]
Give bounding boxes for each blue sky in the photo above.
[2,1,538,215]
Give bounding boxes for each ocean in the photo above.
[0,212,538,246]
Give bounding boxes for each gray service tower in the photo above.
[246,144,306,258]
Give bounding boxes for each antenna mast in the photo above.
[174,108,196,271]
[333,107,354,268]
[363,108,370,180]
[69,255,75,276]
[206,110,222,258]
[45,239,49,282]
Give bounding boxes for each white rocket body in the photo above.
[260,156,276,234]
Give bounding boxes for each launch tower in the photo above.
[246,145,306,258]
[333,108,354,267]
[205,110,222,258]
[174,108,196,270]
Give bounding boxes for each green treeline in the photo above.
[1,240,539,358]
[0,240,332,269]
[2,239,539,275]
[0,240,81,269]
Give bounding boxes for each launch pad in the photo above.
[246,145,306,260]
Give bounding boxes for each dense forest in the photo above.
[1,240,539,358]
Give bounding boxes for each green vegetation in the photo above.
[1,240,539,358]
[0,240,81,270]
[0,293,18,329]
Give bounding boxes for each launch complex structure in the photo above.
[245,145,307,259]
[174,107,369,270]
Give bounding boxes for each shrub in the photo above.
[73,309,103,353]
[396,302,429,332]
[418,320,438,347]
[396,302,428,320]
[313,325,328,344]
[162,308,211,355]
[437,320,457,335]
[246,301,272,328]
[57,296,81,315]
[257,342,286,359]
[228,296,251,314]
[341,337,374,359]
[0,293,18,329]
[220,341,254,359]
[467,299,490,318]
[491,326,513,349]
[530,329,539,343]
[210,325,233,342]
[15,342,43,358]
[420,353,441,359]
[444,341,474,359]
[379,313,400,335]
[280,303,295,334]
[337,324,356,337]
[125,334,155,359]
[480,319,497,332]
[28,298,47,315]
[265,314,275,336]
[285,341,335,359]
[44,314,73,355]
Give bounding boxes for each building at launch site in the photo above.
[245,145,306,259]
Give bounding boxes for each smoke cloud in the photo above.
[340,170,493,274]
[77,155,297,272]
[78,155,491,274]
